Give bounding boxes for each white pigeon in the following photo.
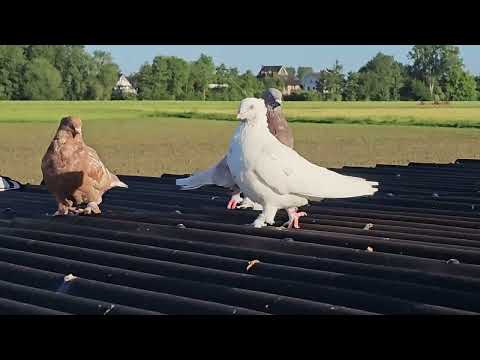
[0,177,21,192]
[176,89,292,211]
[226,98,378,229]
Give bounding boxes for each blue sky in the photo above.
[85,45,480,76]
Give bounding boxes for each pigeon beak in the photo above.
[236,112,243,120]
[74,127,82,136]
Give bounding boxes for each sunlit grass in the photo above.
[2,100,480,127]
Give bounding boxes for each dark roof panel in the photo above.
[1,159,480,314]
[259,66,284,72]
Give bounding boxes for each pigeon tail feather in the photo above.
[176,157,235,190]
[113,180,128,188]
[176,168,215,190]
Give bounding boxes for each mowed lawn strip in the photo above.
[2,101,480,127]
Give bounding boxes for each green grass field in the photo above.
[1,100,480,184]
[2,100,480,127]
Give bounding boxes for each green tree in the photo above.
[149,57,170,99]
[400,78,431,101]
[441,64,477,100]
[98,64,120,99]
[132,56,190,100]
[225,67,245,100]
[1,45,123,100]
[0,45,26,99]
[357,53,404,101]
[237,70,264,98]
[297,66,313,80]
[22,58,64,100]
[85,79,104,100]
[61,46,96,100]
[133,63,155,99]
[24,45,92,99]
[342,71,360,101]
[316,60,344,101]
[188,54,215,100]
[85,50,120,100]
[262,75,286,94]
[92,50,114,69]
[23,45,59,64]
[408,45,461,99]
[475,76,480,100]
[209,64,240,100]
[165,56,190,99]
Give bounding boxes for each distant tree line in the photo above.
[0,45,478,101]
[287,46,479,102]
[128,54,265,100]
[0,45,121,100]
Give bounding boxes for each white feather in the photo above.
[176,156,236,190]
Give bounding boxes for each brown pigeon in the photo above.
[41,116,127,216]
[264,88,294,149]
[266,102,294,149]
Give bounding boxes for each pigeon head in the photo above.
[262,88,283,108]
[236,98,267,124]
[59,116,83,138]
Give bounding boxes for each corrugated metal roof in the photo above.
[1,159,480,315]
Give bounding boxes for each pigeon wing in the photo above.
[253,139,377,201]
[83,145,115,191]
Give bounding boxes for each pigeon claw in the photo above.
[227,198,239,210]
[53,204,70,216]
[252,219,267,228]
[236,202,251,209]
[236,198,256,209]
[80,202,102,215]
[227,192,243,210]
[284,210,307,229]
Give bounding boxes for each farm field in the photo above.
[1,101,480,184]
[2,100,480,127]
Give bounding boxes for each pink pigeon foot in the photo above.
[284,208,307,229]
[227,192,242,209]
[227,198,238,209]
